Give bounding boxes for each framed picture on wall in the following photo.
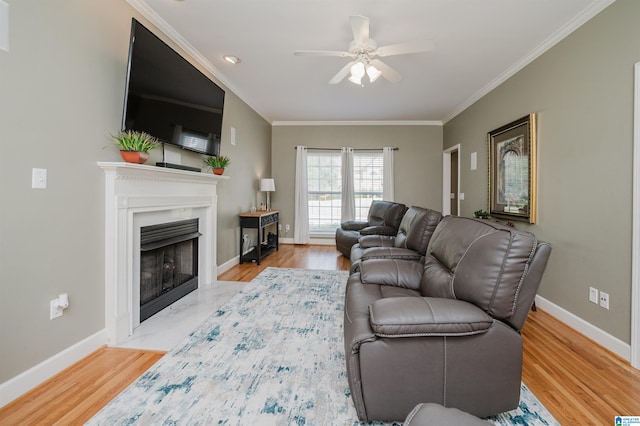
[488,113,537,223]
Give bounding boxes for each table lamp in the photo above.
[260,178,275,211]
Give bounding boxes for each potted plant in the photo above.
[203,155,231,175]
[111,130,159,164]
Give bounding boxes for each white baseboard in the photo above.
[0,329,107,408]
[535,295,630,361]
[309,237,336,246]
[217,255,239,276]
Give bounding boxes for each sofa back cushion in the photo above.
[403,207,442,254]
[420,216,537,321]
[367,201,407,229]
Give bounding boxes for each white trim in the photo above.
[309,237,336,246]
[125,0,271,123]
[272,120,443,127]
[631,61,640,369]
[442,144,461,216]
[443,0,615,124]
[217,255,239,276]
[0,329,107,407]
[535,295,630,361]
[0,0,8,52]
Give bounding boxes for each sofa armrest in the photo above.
[358,235,396,249]
[341,220,369,231]
[360,258,424,290]
[369,297,493,337]
[361,247,423,262]
[359,225,398,236]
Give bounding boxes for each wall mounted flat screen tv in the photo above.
[122,19,224,157]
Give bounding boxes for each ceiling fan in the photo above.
[294,15,434,86]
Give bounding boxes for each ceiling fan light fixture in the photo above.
[349,61,365,85]
[366,64,382,83]
[348,74,363,85]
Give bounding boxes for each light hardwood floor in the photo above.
[1,244,638,425]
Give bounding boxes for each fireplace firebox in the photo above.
[140,218,201,322]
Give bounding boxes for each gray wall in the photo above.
[0,0,270,383]
[271,125,443,239]
[444,0,639,343]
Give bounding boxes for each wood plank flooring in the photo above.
[0,346,164,425]
[1,243,638,425]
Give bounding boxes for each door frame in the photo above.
[631,61,640,369]
[442,144,461,216]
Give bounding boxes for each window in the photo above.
[353,152,384,220]
[307,153,341,233]
[307,151,384,234]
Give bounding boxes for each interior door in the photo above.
[450,150,458,216]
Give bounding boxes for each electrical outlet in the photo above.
[278,224,282,231]
[285,224,290,233]
[599,291,610,310]
[589,287,599,304]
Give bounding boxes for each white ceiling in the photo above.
[129,0,613,124]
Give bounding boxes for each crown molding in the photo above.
[442,0,616,124]
[272,120,442,127]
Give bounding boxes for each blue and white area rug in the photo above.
[89,267,558,425]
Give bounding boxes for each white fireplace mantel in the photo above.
[98,162,228,345]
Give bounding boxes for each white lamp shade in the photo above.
[366,64,382,83]
[260,178,275,192]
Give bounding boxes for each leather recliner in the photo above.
[343,216,551,422]
[335,200,407,257]
[349,206,442,273]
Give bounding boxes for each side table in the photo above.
[239,210,279,265]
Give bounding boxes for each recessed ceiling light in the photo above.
[223,55,241,65]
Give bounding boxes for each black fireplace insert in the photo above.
[139,218,201,322]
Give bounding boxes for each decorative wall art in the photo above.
[488,114,536,223]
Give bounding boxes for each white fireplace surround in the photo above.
[98,162,228,345]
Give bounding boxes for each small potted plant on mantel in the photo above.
[203,155,231,175]
[111,130,159,164]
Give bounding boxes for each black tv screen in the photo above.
[122,19,224,157]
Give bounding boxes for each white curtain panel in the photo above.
[383,147,395,201]
[341,147,356,222]
[294,146,310,244]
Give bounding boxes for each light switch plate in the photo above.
[470,152,477,171]
[32,168,47,189]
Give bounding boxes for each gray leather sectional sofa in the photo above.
[343,215,551,422]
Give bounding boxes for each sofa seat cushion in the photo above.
[369,297,493,337]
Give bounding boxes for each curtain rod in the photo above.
[294,147,398,151]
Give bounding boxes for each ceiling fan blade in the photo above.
[350,15,370,46]
[294,50,353,57]
[375,39,435,57]
[370,59,402,83]
[329,61,356,85]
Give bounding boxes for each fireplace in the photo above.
[140,219,201,322]
[99,162,228,345]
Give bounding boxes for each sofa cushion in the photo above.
[369,297,493,337]
[403,207,442,254]
[360,258,424,290]
[421,216,537,320]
